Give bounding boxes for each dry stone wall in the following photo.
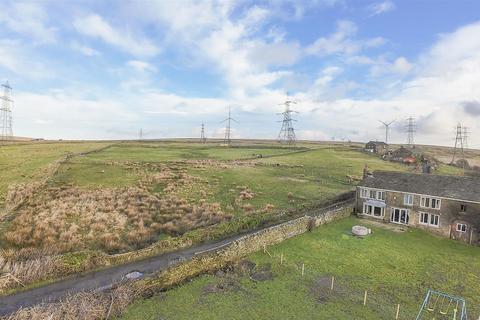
[137,203,352,294]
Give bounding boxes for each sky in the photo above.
[1,0,480,147]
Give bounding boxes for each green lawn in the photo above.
[121,217,480,320]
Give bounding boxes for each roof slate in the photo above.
[359,171,480,203]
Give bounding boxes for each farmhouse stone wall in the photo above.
[355,187,480,245]
[137,204,352,293]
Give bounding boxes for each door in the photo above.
[390,208,409,225]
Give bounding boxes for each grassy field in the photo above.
[121,217,480,320]
[1,141,462,255]
[0,141,112,206]
[0,140,466,293]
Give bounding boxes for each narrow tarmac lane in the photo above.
[0,234,242,315]
[0,198,353,315]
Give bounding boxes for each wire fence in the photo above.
[261,244,478,320]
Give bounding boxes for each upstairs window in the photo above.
[360,188,368,198]
[360,188,385,201]
[376,191,386,201]
[420,197,441,210]
[404,194,414,206]
[460,204,467,212]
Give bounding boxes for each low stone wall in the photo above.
[136,203,352,294]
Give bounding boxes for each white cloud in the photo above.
[0,2,56,43]
[368,1,396,17]
[14,90,138,140]
[126,60,157,73]
[73,14,160,57]
[306,20,385,56]
[71,42,101,56]
[0,39,53,79]
[369,56,413,76]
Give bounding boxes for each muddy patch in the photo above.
[309,276,353,304]
[202,278,242,294]
[250,263,274,282]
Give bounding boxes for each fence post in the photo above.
[395,304,400,319]
[330,276,334,290]
[280,253,283,265]
[301,263,305,276]
[363,290,368,306]
[263,243,266,254]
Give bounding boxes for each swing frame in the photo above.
[416,289,468,320]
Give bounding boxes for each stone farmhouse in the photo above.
[364,141,388,155]
[355,171,480,245]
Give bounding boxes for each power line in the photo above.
[222,107,238,146]
[451,123,464,165]
[406,117,416,147]
[200,122,206,143]
[462,126,469,150]
[277,95,298,145]
[0,81,13,142]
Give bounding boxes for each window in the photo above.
[419,212,439,227]
[456,223,467,233]
[390,208,409,225]
[420,197,441,209]
[460,204,467,212]
[404,194,414,206]
[376,191,386,201]
[360,188,385,201]
[360,188,368,198]
[363,204,384,218]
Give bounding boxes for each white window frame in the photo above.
[456,223,467,233]
[376,191,386,201]
[404,194,414,206]
[390,207,410,225]
[363,204,384,218]
[420,196,441,210]
[419,212,439,227]
[360,188,368,198]
[360,188,386,201]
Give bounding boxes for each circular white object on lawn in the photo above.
[352,225,370,236]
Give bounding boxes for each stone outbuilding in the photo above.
[355,171,480,245]
[389,146,416,164]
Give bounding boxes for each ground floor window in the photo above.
[363,204,384,218]
[390,208,409,225]
[456,223,467,232]
[419,212,439,227]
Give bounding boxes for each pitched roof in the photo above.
[366,141,387,146]
[359,171,480,203]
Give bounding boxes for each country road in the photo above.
[0,197,353,316]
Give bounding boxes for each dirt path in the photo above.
[0,197,354,315]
